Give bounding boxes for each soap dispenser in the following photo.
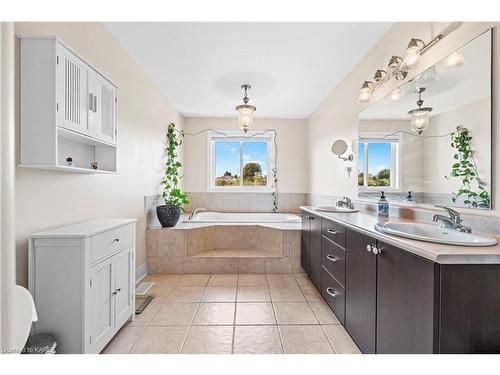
[377,191,389,217]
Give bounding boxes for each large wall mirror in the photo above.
[357,29,492,210]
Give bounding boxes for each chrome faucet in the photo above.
[336,197,354,210]
[432,205,472,233]
[188,207,206,220]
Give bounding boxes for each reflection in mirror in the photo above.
[357,30,492,209]
[331,139,348,156]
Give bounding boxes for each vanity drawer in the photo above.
[321,267,345,324]
[322,237,345,286]
[321,219,346,248]
[90,224,134,264]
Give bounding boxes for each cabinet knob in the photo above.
[327,229,338,235]
[113,238,120,242]
[326,254,337,262]
[366,244,372,252]
[372,247,382,255]
[326,287,336,298]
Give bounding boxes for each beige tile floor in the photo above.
[102,273,361,354]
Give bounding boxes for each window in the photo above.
[358,132,401,191]
[208,130,274,191]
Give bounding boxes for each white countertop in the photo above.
[301,206,500,264]
[30,219,137,238]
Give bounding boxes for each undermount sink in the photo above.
[314,206,359,213]
[375,221,497,247]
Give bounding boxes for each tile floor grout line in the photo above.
[231,274,239,354]
[319,324,337,354]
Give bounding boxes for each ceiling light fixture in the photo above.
[357,22,462,104]
[408,88,433,135]
[235,84,256,133]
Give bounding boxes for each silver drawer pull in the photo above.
[326,287,336,298]
[326,254,337,262]
[327,229,338,235]
[366,244,372,252]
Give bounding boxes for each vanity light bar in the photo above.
[358,23,462,103]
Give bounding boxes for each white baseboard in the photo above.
[135,263,147,285]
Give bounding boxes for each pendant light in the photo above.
[235,84,256,133]
[408,88,433,134]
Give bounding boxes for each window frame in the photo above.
[357,132,402,193]
[207,130,275,192]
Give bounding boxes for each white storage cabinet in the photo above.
[20,36,118,173]
[28,219,136,354]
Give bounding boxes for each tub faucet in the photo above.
[432,205,471,233]
[188,208,206,220]
[336,197,354,209]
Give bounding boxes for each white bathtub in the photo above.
[184,212,301,223]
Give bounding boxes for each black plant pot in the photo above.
[156,205,181,228]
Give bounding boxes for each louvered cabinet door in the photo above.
[56,46,89,135]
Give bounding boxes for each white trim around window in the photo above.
[206,130,275,192]
[358,131,402,193]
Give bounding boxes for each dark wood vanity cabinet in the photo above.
[300,209,500,354]
[301,212,322,289]
[345,230,378,353]
[375,239,438,354]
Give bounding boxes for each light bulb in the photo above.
[444,51,466,70]
[358,81,372,103]
[389,88,402,101]
[404,39,424,67]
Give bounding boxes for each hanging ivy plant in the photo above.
[446,126,490,208]
[161,123,189,209]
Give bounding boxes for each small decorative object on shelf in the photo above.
[90,161,98,170]
[157,122,189,227]
[66,157,73,167]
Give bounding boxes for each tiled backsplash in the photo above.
[307,193,500,236]
[145,192,306,228]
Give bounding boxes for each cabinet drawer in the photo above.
[322,237,345,286]
[321,219,346,248]
[321,267,345,324]
[91,224,133,264]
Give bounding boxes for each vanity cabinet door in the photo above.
[376,241,438,354]
[345,229,377,354]
[309,213,322,290]
[114,247,134,329]
[88,257,115,353]
[301,213,310,275]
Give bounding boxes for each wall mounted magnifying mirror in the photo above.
[331,139,354,161]
[357,29,492,210]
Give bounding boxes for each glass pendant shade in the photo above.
[409,108,432,134]
[236,105,255,132]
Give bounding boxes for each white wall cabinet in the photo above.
[20,36,118,174]
[28,219,136,354]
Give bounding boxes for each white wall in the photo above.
[423,97,491,194]
[308,22,500,217]
[183,117,308,193]
[14,22,183,286]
